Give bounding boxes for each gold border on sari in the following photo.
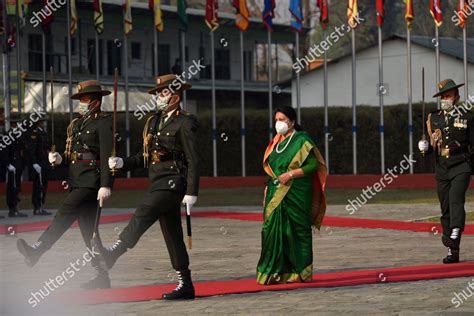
[256,264,313,285]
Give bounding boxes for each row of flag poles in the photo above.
[0,1,471,176]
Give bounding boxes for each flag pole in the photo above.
[323,28,329,173]
[267,29,273,141]
[94,31,99,81]
[435,26,440,109]
[153,26,159,76]
[463,27,468,100]
[351,28,357,175]
[123,12,131,178]
[240,30,246,177]
[378,25,385,174]
[2,0,10,130]
[42,30,46,115]
[14,0,21,113]
[295,31,301,125]
[66,0,73,121]
[211,30,217,177]
[407,25,414,174]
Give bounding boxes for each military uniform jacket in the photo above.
[65,112,114,189]
[426,108,474,179]
[26,126,50,168]
[5,130,26,171]
[122,109,200,196]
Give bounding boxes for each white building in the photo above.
[289,35,474,108]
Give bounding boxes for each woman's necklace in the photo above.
[275,131,295,154]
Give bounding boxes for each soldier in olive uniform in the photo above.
[419,79,474,264]
[96,74,200,300]
[5,114,28,218]
[17,80,114,289]
[26,117,52,216]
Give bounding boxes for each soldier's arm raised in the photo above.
[180,115,200,196]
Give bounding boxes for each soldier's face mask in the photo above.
[440,99,455,112]
[156,94,172,111]
[77,98,100,116]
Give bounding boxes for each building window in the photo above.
[215,48,230,80]
[131,42,141,60]
[28,34,50,72]
[158,44,170,74]
[107,40,122,75]
[243,51,253,81]
[64,37,77,55]
[87,39,103,75]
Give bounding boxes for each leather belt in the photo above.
[71,151,99,161]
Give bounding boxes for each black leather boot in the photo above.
[443,248,460,264]
[17,239,47,267]
[34,209,51,216]
[9,208,28,217]
[162,269,195,300]
[92,238,127,271]
[80,265,111,290]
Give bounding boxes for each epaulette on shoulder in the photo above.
[429,109,442,115]
[95,112,111,119]
[177,110,191,116]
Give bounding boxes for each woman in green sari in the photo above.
[257,106,327,285]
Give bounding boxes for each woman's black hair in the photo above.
[274,106,303,131]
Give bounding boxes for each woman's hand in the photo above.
[278,172,293,185]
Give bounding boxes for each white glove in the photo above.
[97,187,111,207]
[7,164,15,172]
[418,139,429,152]
[33,163,42,174]
[108,157,124,169]
[182,195,197,208]
[48,152,62,165]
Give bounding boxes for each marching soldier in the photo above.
[418,79,474,264]
[96,74,200,300]
[26,117,52,216]
[5,114,28,218]
[17,80,114,289]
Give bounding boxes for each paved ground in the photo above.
[1,203,474,315]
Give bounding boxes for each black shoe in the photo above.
[9,210,28,217]
[443,248,460,264]
[17,239,46,267]
[80,266,111,290]
[442,234,461,250]
[162,270,195,300]
[34,209,51,216]
[92,237,127,271]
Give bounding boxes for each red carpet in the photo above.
[55,262,474,305]
[2,211,474,235]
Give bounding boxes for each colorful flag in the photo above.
[376,0,384,27]
[262,0,275,32]
[205,0,219,31]
[347,0,358,28]
[232,0,249,32]
[289,0,303,32]
[71,0,78,36]
[93,0,104,34]
[177,0,188,32]
[430,0,442,27]
[317,0,329,29]
[405,0,414,29]
[6,0,15,15]
[123,0,132,35]
[456,0,469,28]
[149,0,164,32]
[41,0,53,33]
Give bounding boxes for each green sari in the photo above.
[257,131,327,285]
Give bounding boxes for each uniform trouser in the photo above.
[119,190,189,271]
[38,188,102,265]
[32,168,48,210]
[6,169,22,210]
[436,172,471,238]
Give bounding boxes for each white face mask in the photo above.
[440,99,455,112]
[77,101,91,116]
[275,121,289,135]
[156,94,172,111]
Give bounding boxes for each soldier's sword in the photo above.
[111,68,119,176]
[49,66,56,167]
[420,67,428,157]
[186,203,192,250]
